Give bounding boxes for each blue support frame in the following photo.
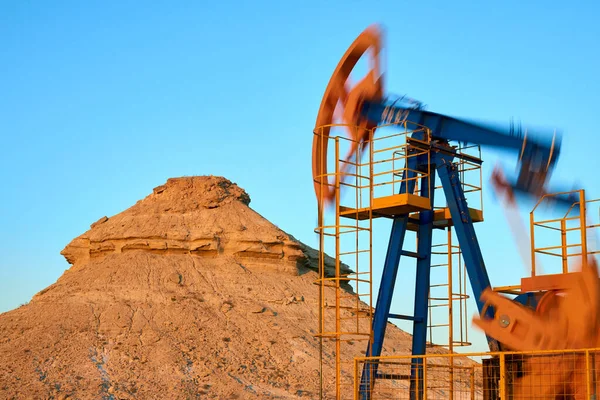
[348,93,564,399]
[358,152,419,397]
[408,169,436,400]
[361,100,558,166]
[436,154,499,351]
[360,100,565,202]
[358,147,500,400]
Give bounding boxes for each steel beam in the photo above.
[409,169,437,400]
[358,153,418,399]
[436,154,500,351]
[361,100,557,159]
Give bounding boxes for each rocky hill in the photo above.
[0,176,479,399]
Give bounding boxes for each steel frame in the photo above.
[359,136,498,400]
[311,26,586,400]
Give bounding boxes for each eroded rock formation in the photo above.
[0,176,477,399]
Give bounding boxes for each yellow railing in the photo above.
[313,121,433,398]
[457,143,484,213]
[428,227,471,352]
[494,190,599,295]
[312,122,489,399]
[425,143,481,354]
[530,190,600,276]
[313,125,373,399]
[370,122,431,201]
[354,347,600,399]
[433,143,483,213]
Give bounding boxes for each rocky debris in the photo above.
[0,176,481,399]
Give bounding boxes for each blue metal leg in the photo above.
[436,156,499,351]
[409,170,437,400]
[359,156,418,399]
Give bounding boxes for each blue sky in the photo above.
[1,1,599,354]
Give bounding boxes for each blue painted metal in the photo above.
[513,292,543,310]
[400,250,422,259]
[360,100,562,201]
[389,314,423,322]
[436,153,500,351]
[361,100,558,161]
[358,153,418,398]
[358,147,502,399]
[354,97,566,398]
[409,169,437,400]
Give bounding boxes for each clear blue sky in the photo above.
[1,1,599,353]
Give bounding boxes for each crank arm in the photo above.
[558,257,600,348]
[472,288,566,351]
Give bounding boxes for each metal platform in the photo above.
[340,196,483,235]
[339,193,430,220]
[409,207,483,231]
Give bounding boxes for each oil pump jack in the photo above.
[312,24,599,399]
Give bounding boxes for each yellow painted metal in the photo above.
[335,136,341,400]
[530,190,600,277]
[587,349,592,398]
[422,142,482,359]
[353,347,600,399]
[498,353,506,400]
[430,143,484,225]
[428,227,472,351]
[339,193,430,220]
[447,228,454,400]
[495,190,600,295]
[407,207,483,232]
[436,207,483,226]
[342,183,600,399]
[314,121,433,399]
[470,366,475,400]
[491,285,522,295]
[314,124,375,398]
[314,123,497,399]
[561,218,568,272]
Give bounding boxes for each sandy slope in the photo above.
[0,176,479,399]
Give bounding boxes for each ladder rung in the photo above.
[400,250,422,259]
[430,283,449,288]
[388,313,423,322]
[339,249,370,256]
[375,373,411,380]
[339,315,371,320]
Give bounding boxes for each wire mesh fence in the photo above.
[353,348,600,399]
